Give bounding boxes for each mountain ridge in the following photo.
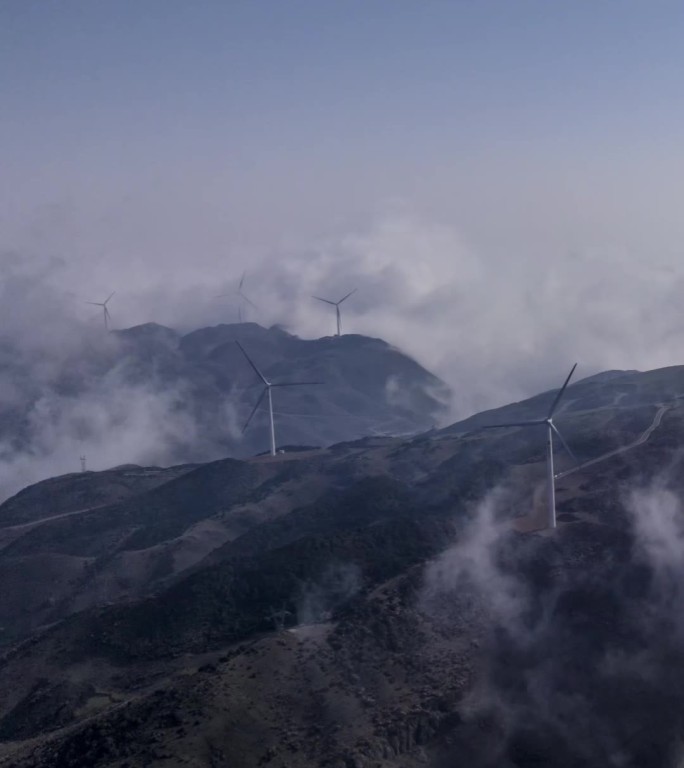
[0,323,451,499]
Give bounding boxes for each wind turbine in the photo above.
[481,364,579,529]
[312,288,357,337]
[86,292,115,331]
[236,341,321,457]
[218,272,257,323]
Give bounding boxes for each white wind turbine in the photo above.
[86,292,115,331]
[236,341,321,456]
[481,364,579,529]
[218,272,257,323]
[312,288,357,337]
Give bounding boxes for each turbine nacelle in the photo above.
[85,291,115,330]
[312,288,357,336]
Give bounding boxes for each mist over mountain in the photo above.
[6,202,684,448]
[6,2,684,765]
[5,249,684,766]
[0,307,449,499]
[0,362,683,766]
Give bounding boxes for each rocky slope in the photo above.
[0,364,683,766]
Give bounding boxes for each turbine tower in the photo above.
[312,288,357,337]
[86,292,115,331]
[481,364,579,529]
[236,341,321,456]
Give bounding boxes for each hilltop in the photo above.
[0,322,450,497]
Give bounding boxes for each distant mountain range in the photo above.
[0,363,683,766]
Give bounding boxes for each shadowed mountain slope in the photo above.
[1,364,684,765]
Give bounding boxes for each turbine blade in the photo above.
[479,420,546,430]
[312,296,336,305]
[239,271,246,291]
[85,301,104,306]
[235,341,268,385]
[548,363,578,417]
[550,423,579,464]
[243,387,267,432]
[271,381,323,387]
[240,292,258,309]
[104,291,116,304]
[337,288,357,304]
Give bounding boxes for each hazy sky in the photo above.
[3,1,684,415]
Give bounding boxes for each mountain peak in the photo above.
[0,321,450,499]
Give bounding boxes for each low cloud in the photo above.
[422,487,528,631]
[0,363,242,500]
[2,210,684,498]
[419,477,684,765]
[12,210,684,423]
[185,213,684,419]
[629,485,684,579]
[296,562,362,626]
[0,256,248,497]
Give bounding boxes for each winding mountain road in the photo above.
[555,403,672,480]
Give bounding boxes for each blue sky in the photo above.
[4,1,684,252]
[2,2,684,411]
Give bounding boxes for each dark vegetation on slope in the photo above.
[54,478,452,662]
[1,364,684,766]
[2,459,260,559]
[0,464,196,528]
